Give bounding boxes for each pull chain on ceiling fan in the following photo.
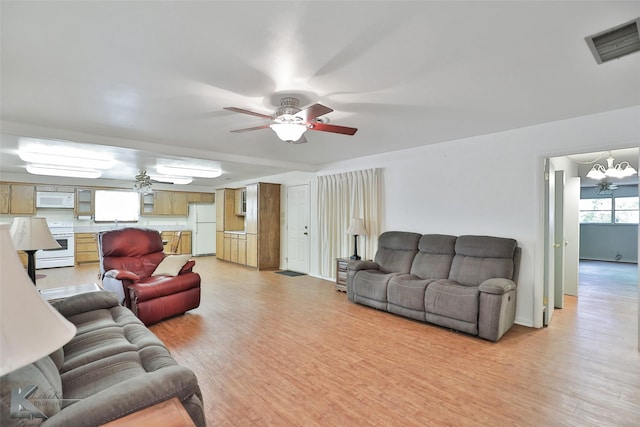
[224,97,357,144]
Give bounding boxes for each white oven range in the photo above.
[36,221,75,269]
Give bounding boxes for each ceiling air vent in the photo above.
[585,18,640,64]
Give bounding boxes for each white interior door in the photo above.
[286,184,309,273]
[554,170,565,309]
[543,159,556,325]
[563,177,580,296]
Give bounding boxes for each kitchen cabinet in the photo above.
[221,232,246,264]
[215,188,244,232]
[75,188,94,217]
[153,191,188,216]
[161,231,192,255]
[141,191,188,216]
[216,182,280,269]
[6,184,36,215]
[0,184,9,214]
[186,192,215,203]
[75,233,99,264]
[245,182,280,270]
[234,188,246,216]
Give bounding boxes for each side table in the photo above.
[335,257,350,292]
[39,283,102,302]
[100,397,195,427]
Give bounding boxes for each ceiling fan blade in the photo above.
[230,124,271,133]
[223,107,273,119]
[295,103,333,122]
[308,122,358,135]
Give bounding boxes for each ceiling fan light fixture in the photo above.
[26,164,101,179]
[134,169,153,193]
[156,165,222,178]
[270,123,307,142]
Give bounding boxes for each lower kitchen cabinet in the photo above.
[161,231,192,255]
[75,233,99,264]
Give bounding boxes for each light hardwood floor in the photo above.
[36,259,639,426]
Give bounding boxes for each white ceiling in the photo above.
[1,1,639,188]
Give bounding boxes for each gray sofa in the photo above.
[0,291,205,426]
[347,231,520,342]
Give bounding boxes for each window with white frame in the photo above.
[579,195,638,224]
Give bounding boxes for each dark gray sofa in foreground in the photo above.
[347,231,520,342]
[0,291,205,426]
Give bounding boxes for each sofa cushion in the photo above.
[152,254,191,277]
[410,234,456,279]
[448,235,517,286]
[374,231,421,274]
[352,270,398,303]
[387,275,434,311]
[425,279,480,324]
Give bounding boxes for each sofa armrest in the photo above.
[479,278,516,295]
[46,366,201,427]
[347,260,379,272]
[105,269,140,281]
[52,291,120,317]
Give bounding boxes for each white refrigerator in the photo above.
[187,203,217,256]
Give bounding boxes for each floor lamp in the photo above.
[347,218,368,260]
[9,217,61,285]
[1,224,76,383]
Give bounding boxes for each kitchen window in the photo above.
[94,190,140,222]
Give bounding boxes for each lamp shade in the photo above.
[0,225,76,376]
[346,218,368,236]
[9,217,61,251]
[270,123,308,142]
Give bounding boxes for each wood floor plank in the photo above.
[36,258,639,426]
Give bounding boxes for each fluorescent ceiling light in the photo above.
[26,165,101,179]
[149,175,193,185]
[19,138,115,169]
[156,165,222,178]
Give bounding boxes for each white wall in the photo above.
[316,105,640,328]
[232,106,639,329]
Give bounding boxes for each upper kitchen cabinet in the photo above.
[0,183,36,215]
[141,190,188,216]
[0,184,9,214]
[75,188,94,218]
[186,192,215,204]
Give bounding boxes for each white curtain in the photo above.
[317,168,382,278]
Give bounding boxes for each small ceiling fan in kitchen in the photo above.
[224,97,358,144]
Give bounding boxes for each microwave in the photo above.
[36,192,75,209]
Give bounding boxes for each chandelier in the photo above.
[586,152,637,180]
[133,170,153,193]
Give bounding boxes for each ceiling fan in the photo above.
[597,179,618,195]
[224,97,358,144]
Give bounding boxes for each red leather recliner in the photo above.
[97,228,201,325]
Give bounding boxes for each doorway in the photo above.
[544,148,639,334]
